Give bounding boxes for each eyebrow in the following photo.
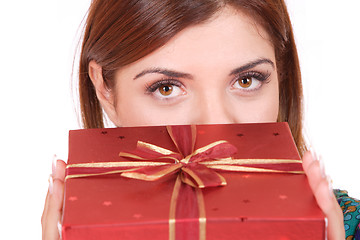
[229,58,275,76]
[133,68,193,80]
[133,58,275,80]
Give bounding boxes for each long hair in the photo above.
[78,0,305,155]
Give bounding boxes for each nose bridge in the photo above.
[194,90,234,124]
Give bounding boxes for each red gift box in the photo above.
[62,123,325,240]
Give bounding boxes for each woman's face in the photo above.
[98,7,279,127]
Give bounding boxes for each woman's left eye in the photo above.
[236,77,253,89]
[231,72,270,91]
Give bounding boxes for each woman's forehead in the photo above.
[118,6,275,76]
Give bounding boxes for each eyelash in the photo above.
[234,71,270,84]
[145,79,182,93]
[230,71,271,91]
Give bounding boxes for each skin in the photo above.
[42,7,344,239]
[96,8,279,127]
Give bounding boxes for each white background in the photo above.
[0,0,359,239]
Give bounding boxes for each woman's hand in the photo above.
[41,159,67,240]
[302,151,345,240]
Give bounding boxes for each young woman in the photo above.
[42,0,358,239]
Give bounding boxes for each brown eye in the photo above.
[238,77,252,88]
[159,84,173,96]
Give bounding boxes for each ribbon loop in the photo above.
[120,164,183,181]
[186,140,237,164]
[181,164,227,188]
[120,141,182,163]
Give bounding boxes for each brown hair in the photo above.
[78,0,305,155]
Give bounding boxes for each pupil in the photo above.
[163,86,170,92]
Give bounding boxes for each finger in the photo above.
[53,159,66,181]
[314,177,344,240]
[302,150,316,172]
[302,151,344,239]
[42,159,66,227]
[42,178,64,240]
[42,158,66,240]
[302,151,324,193]
[41,176,53,226]
[41,190,50,227]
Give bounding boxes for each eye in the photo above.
[233,76,259,90]
[145,79,185,100]
[231,71,270,91]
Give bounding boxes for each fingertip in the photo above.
[57,159,67,167]
[56,159,67,171]
[302,151,314,171]
[302,154,327,199]
[55,159,67,181]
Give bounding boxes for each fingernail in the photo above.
[52,154,58,176]
[48,175,54,195]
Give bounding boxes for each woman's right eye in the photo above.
[145,79,185,100]
[158,84,174,96]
